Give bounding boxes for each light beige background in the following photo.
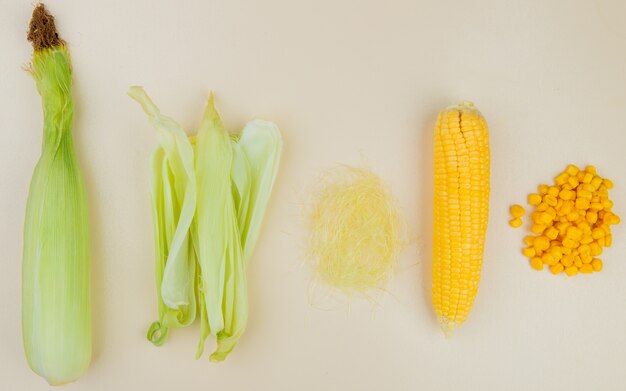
[2,0,626,390]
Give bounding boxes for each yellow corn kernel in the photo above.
[522,247,536,258]
[590,202,603,211]
[585,165,596,175]
[590,176,603,190]
[509,218,522,228]
[580,183,595,193]
[558,189,574,201]
[528,193,542,206]
[577,171,585,181]
[580,264,593,274]
[575,198,590,210]
[602,179,614,189]
[547,186,559,197]
[510,204,525,218]
[565,164,579,176]
[555,222,570,235]
[550,247,563,261]
[585,211,598,224]
[524,235,535,246]
[576,221,590,232]
[531,224,546,234]
[582,172,593,184]
[581,253,592,264]
[533,236,550,252]
[555,173,569,186]
[566,226,582,240]
[577,189,592,199]
[597,237,606,247]
[541,253,556,266]
[580,235,594,245]
[544,195,558,207]
[544,226,559,240]
[591,258,603,271]
[550,263,564,275]
[537,202,549,212]
[565,266,578,277]
[567,211,579,221]
[602,199,614,210]
[538,212,553,225]
[591,228,605,239]
[562,238,577,249]
[555,199,564,210]
[590,242,602,256]
[573,256,583,268]
[561,254,574,267]
[568,176,580,188]
[578,244,590,255]
[559,201,574,215]
[530,257,543,271]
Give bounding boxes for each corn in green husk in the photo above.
[22,4,91,385]
[129,87,282,362]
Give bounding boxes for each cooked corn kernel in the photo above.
[523,247,536,257]
[580,264,593,274]
[509,218,523,228]
[561,254,574,267]
[514,164,618,276]
[510,204,525,218]
[555,173,569,186]
[545,226,559,240]
[531,224,546,234]
[541,253,556,266]
[528,194,542,206]
[530,257,543,271]
[550,263,564,274]
[591,258,603,271]
[533,236,550,251]
[565,164,579,176]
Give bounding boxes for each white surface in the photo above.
[2,0,626,390]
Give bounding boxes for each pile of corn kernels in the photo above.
[510,164,619,276]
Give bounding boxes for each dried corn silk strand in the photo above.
[307,165,404,295]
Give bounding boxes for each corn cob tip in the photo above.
[438,318,457,338]
[28,3,63,51]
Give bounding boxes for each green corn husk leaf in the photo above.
[210,120,283,361]
[233,120,283,264]
[130,88,282,362]
[128,87,197,345]
[194,95,242,358]
[22,7,91,385]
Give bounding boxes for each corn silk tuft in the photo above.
[307,165,404,295]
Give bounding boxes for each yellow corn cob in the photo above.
[432,101,490,336]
